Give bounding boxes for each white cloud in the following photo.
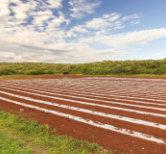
[84,12,141,31]
[0,0,11,17]
[72,25,87,33]
[94,28,166,47]
[32,10,53,27]
[10,1,36,20]
[1,27,166,63]
[47,0,62,8]
[85,13,121,30]
[0,0,64,30]
[69,0,101,18]
[0,0,165,63]
[67,12,141,38]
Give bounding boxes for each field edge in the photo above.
[0,109,114,154]
[0,74,166,81]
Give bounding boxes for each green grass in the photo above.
[0,59,165,76]
[0,110,112,154]
[0,129,32,154]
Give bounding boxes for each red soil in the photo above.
[0,76,166,154]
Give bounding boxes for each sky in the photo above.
[0,0,166,63]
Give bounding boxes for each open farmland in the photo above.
[0,76,166,153]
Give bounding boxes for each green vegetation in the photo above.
[0,129,32,154]
[0,59,165,76]
[0,110,111,154]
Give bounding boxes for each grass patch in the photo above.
[0,129,32,154]
[0,59,165,76]
[0,110,112,154]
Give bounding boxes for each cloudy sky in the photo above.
[0,0,166,63]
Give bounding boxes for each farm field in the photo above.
[0,76,166,154]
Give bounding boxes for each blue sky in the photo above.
[0,0,166,63]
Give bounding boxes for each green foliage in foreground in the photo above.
[0,59,165,76]
[0,110,111,154]
[0,129,32,154]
